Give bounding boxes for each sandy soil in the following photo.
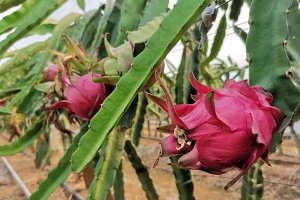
[0,130,300,200]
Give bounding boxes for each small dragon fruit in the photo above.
[44,63,59,81]
[47,73,112,120]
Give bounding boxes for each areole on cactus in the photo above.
[146,71,286,190]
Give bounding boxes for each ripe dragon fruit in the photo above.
[146,71,286,189]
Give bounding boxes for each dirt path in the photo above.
[0,132,300,200]
[0,135,75,200]
[0,158,27,200]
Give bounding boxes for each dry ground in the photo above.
[0,129,300,200]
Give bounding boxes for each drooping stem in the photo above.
[290,125,300,155]
[241,160,264,200]
[131,93,148,146]
[124,139,159,200]
[113,157,125,200]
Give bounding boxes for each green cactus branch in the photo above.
[0,0,67,56]
[0,107,13,115]
[247,0,300,152]
[139,0,169,26]
[172,43,195,200]
[0,112,45,156]
[87,127,125,200]
[0,0,26,13]
[175,46,187,105]
[57,10,98,53]
[124,139,158,200]
[97,0,124,58]
[5,13,81,110]
[131,93,148,146]
[242,0,300,198]
[113,158,125,200]
[71,0,211,173]
[0,41,48,74]
[229,0,244,21]
[241,160,264,200]
[30,123,88,200]
[87,3,111,51]
[114,0,147,46]
[200,14,227,70]
[188,25,201,103]
[285,1,300,91]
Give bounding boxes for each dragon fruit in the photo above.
[146,71,286,189]
[47,73,112,120]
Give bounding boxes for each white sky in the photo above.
[0,0,249,67]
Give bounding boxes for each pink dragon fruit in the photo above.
[0,100,7,107]
[47,73,112,120]
[44,63,59,81]
[146,71,286,189]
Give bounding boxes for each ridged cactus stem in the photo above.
[183,48,192,104]
[175,46,186,104]
[131,93,148,146]
[290,125,300,155]
[187,25,201,104]
[115,0,147,46]
[170,156,195,200]
[247,0,300,153]
[113,157,125,200]
[97,0,124,58]
[147,116,151,136]
[124,139,159,200]
[241,160,264,200]
[171,43,195,200]
[87,127,126,200]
